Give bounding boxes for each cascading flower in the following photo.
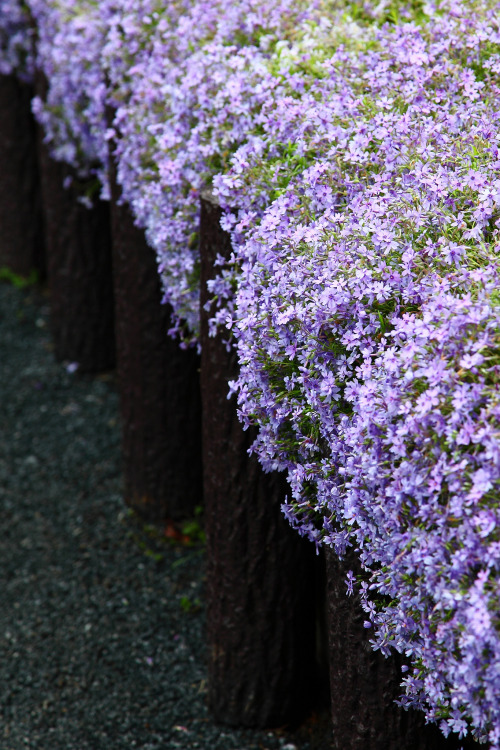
[100,0,319,337]
[0,0,34,80]
[223,1,500,743]
[27,0,109,192]
[5,0,500,742]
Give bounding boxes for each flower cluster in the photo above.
[221,1,500,743]
[0,0,34,80]
[344,285,500,743]
[100,0,317,336]
[27,0,109,191]
[3,0,500,743]
[21,0,321,333]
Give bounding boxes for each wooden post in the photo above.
[325,547,477,749]
[0,74,44,278]
[107,147,203,523]
[200,190,319,728]
[35,73,115,372]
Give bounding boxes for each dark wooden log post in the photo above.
[325,548,477,749]
[107,147,203,523]
[200,190,319,728]
[0,74,44,278]
[35,75,115,373]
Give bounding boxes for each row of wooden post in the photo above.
[0,73,475,750]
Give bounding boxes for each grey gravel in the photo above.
[0,282,332,750]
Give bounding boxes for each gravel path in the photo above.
[0,281,331,750]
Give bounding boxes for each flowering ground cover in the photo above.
[218,2,500,744]
[28,0,109,191]
[0,0,34,79]
[3,0,500,744]
[99,0,319,337]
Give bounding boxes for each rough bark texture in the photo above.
[35,74,115,373]
[326,547,477,750]
[200,192,319,729]
[37,147,115,372]
[108,151,203,523]
[0,74,44,278]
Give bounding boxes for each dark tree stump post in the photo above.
[35,75,115,373]
[0,74,44,278]
[107,149,203,523]
[200,190,319,728]
[37,145,115,372]
[325,547,477,749]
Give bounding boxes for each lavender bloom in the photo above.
[27,0,109,192]
[100,0,319,337]
[0,0,34,80]
[220,1,500,743]
[4,0,500,742]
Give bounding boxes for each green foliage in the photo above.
[179,594,202,613]
[0,266,39,289]
[180,511,206,545]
